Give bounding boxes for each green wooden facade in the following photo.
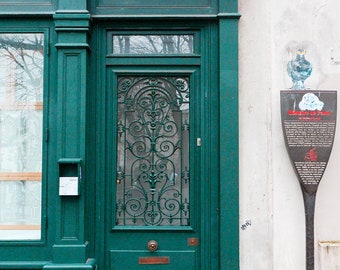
[0,0,239,269]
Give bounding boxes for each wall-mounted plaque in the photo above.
[281,90,337,195]
[281,90,337,270]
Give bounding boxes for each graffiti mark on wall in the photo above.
[241,220,252,231]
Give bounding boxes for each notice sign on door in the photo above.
[281,90,337,195]
[59,176,79,196]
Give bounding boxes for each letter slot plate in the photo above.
[138,257,170,265]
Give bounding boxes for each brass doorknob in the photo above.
[147,240,158,252]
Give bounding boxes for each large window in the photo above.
[0,33,44,240]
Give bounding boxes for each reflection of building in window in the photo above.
[0,33,44,240]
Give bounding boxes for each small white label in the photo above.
[59,177,79,196]
[197,138,202,146]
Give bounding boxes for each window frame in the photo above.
[0,26,50,247]
[106,30,201,57]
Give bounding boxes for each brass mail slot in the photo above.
[138,256,170,265]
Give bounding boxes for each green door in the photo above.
[95,28,219,270]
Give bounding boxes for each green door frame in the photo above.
[219,15,240,270]
[91,21,221,270]
[0,1,239,269]
[90,17,239,269]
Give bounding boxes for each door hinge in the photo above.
[44,216,48,230]
[46,29,50,56]
[45,128,49,142]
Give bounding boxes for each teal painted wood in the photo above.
[196,22,220,270]
[54,12,91,31]
[89,0,218,16]
[0,0,240,17]
[88,24,105,270]
[103,66,200,269]
[0,0,56,14]
[0,261,49,269]
[0,0,237,17]
[219,18,240,270]
[43,259,96,269]
[52,244,89,264]
[53,11,92,264]
[219,0,238,14]
[58,0,87,11]
[0,20,55,264]
[91,21,224,270]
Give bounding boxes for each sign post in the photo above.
[281,90,337,270]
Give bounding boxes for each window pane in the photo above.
[0,33,44,240]
[115,76,190,226]
[112,35,194,54]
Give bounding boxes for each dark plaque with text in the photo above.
[281,90,337,195]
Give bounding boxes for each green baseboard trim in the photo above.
[0,259,96,270]
[43,258,96,270]
[0,261,50,269]
[52,244,89,264]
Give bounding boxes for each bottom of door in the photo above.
[110,250,196,270]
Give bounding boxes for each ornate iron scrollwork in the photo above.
[115,76,190,226]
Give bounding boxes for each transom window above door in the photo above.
[107,32,199,55]
[112,35,194,54]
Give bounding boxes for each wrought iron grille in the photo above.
[115,76,190,226]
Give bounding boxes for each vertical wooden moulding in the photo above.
[53,9,91,264]
[219,16,240,270]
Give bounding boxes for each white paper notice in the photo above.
[59,177,79,196]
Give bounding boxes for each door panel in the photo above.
[105,69,199,269]
[110,250,195,270]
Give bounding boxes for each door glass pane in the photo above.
[116,76,190,226]
[0,33,44,240]
[112,35,194,54]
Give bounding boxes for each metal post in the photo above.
[302,190,316,270]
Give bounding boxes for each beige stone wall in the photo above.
[239,1,340,269]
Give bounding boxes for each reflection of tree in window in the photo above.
[0,34,43,104]
[0,34,43,239]
[0,34,43,172]
[113,35,194,54]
